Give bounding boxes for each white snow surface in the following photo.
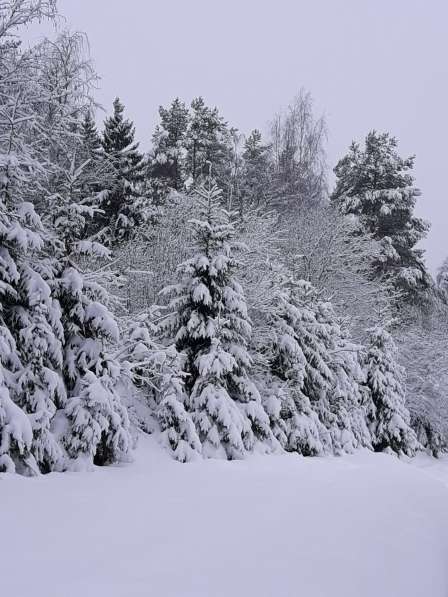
[1,434,448,597]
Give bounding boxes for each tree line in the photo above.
[0,0,447,474]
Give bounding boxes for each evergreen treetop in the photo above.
[332,131,430,300]
[81,111,102,156]
[148,97,189,200]
[99,97,148,241]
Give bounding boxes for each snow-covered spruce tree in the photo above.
[100,97,147,241]
[118,311,201,462]
[81,111,102,157]
[0,4,129,473]
[331,131,430,302]
[50,158,131,469]
[364,324,419,456]
[0,201,65,475]
[78,111,109,192]
[11,216,66,473]
[76,112,117,240]
[314,300,373,453]
[29,37,131,468]
[148,97,189,203]
[0,8,71,474]
[0,128,65,475]
[0,326,33,473]
[157,364,202,462]
[161,178,273,459]
[266,279,373,456]
[266,281,329,456]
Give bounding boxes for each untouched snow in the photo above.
[1,436,448,597]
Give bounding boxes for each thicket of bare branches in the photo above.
[281,204,394,338]
[398,305,448,454]
[0,0,56,41]
[270,89,327,209]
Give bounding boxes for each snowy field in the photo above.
[2,435,448,597]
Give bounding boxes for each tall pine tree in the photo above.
[240,129,272,210]
[185,97,230,188]
[331,131,430,302]
[148,97,189,203]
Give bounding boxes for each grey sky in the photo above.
[34,0,448,272]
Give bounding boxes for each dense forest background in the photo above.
[1,0,448,474]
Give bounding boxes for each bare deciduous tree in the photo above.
[0,0,56,41]
[270,89,327,210]
[281,203,394,338]
[397,303,448,454]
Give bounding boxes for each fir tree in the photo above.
[161,178,273,459]
[365,325,419,456]
[100,98,147,241]
[331,131,430,301]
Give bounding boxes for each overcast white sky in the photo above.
[30,0,448,272]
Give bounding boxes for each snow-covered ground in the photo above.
[1,435,448,597]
